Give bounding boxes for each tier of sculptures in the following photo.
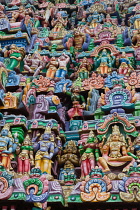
[0,0,140,210]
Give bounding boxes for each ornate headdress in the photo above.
[112,125,120,135]
[44,126,51,134]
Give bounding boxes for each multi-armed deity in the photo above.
[98,125,134,172]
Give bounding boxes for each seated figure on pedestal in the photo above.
[98,125,134,172]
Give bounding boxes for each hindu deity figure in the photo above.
[94,49,115,75]
[10,5,25,22]
[51,14,67,33]
[77,57,92,79]
[17,135,34,175]
[46,57,59,79]
[87,12,104,28]
[34,126,55,174]
[98,125,134,172]
[73,29,87,50]
[58,140,79,182]
[4,44,25,71]
[23,52,45,75]
[130,134,140,165]
[116,52,134,75]
[79,131,99,178]
[58,140,79,170]
[132,29,140,47]
[63,85,86,120]
[0,124,17,170]
[55,53,70,78]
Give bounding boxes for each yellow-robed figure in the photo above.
[34,126,55,174]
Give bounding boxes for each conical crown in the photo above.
[44,126,51,134]
[112,125,120,135]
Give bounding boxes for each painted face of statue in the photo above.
[43,133,50,140]
[101,50,107,57]
[112,133,120,141]
[1,129,8,137]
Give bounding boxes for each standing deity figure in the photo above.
[79,131,99,178]
[132,29,140,47]
[63,85,86,120]
[34,127,55,174]
[5,44,25,71]
[77,57,91,79]
[94,49,115,75]
[55,53,70,78]
[46,57,59,79]
[98,125,134,172]
[0,124,16,170]
[129,134,140,166]
[23,52,45,76]
[73,30,86,50]
[17,135,34,175]
[116,52,134,75]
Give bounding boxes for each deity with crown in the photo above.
[94,49,115,75]
[98,125,134,172]
[17,135,34,175]
[34,126,55,174]
[0,124,17,170]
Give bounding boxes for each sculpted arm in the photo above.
[122,145,127,156]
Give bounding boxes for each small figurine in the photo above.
[98,125,134,172]
[5,44,25,71]
[116,52,134,75]
[63,85,86,120]
[55,53,70,78]
[46,57,59,79]
[23,52,45,75]
[94,49,115,75]
[77,57,91,79]
[79,131,99,178]
[17,135,34,175]
[34,126,55,174]
[0,124,16,170]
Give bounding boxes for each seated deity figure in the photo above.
[98,125,134,172]
[94,49,115,75]
[116,52,134,75]
[58,140,79,170]
[5,44,25,71]
[23,52,45,75]
[34,126,55,174]
[0,124,18,170]
[77,57,91,79]
[51,14,67,33]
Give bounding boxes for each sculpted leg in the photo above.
[35,159,41,169]
[98,157,110,172]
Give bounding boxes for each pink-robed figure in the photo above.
[17,135,34,175]
[79,131,98,178]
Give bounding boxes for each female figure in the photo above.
[17,135,34,175]
[63,85,86,120]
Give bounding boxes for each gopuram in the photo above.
[0,0,140,210]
